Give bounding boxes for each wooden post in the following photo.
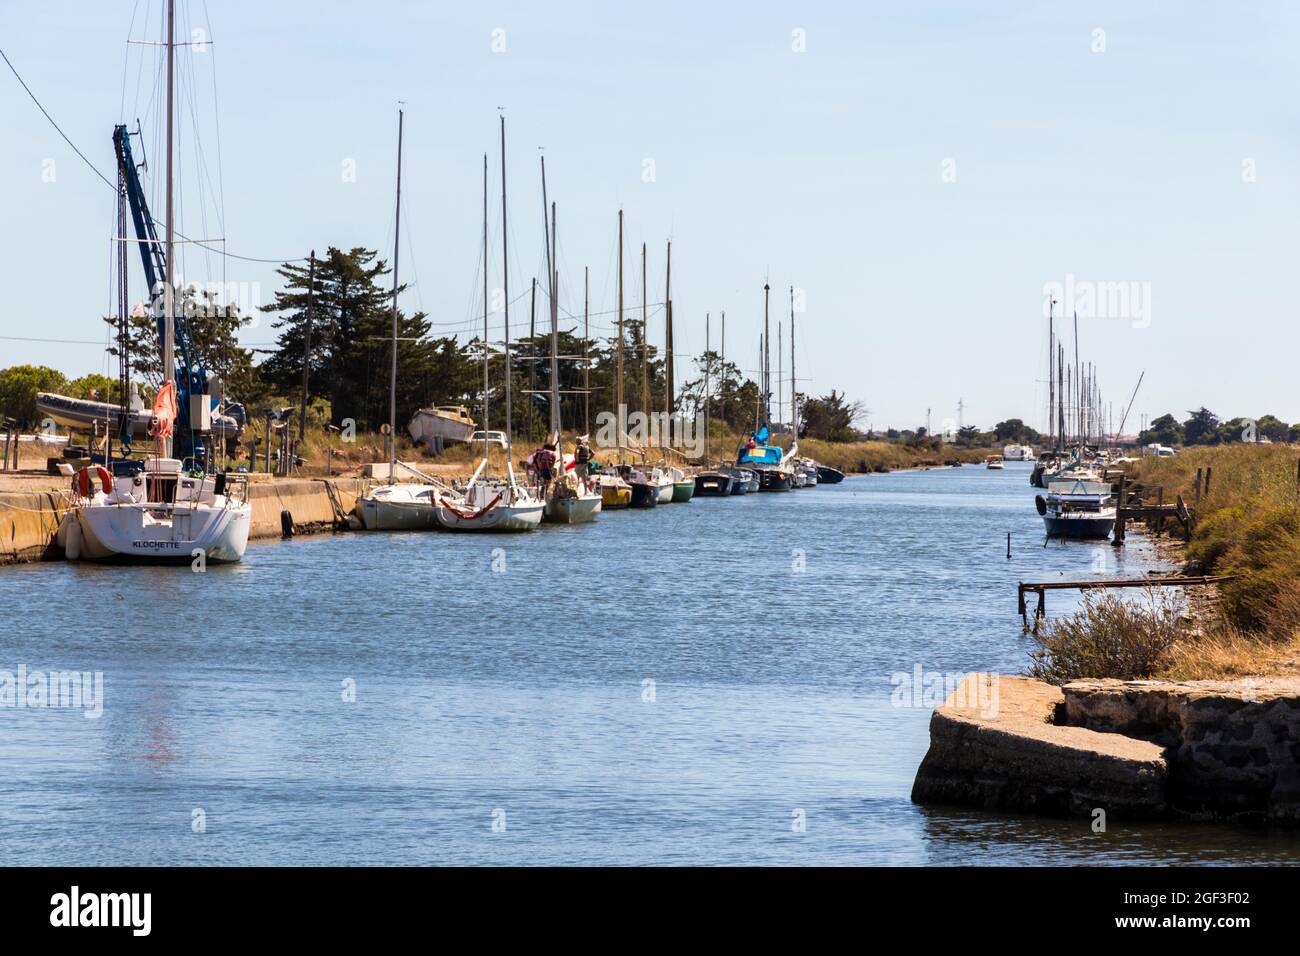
[1194,468,1202,508]
[1006,531,1012,559]
[1112,474,1127,547]
[1204,466,1212,499]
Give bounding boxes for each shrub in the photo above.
[1028,591,1185,684]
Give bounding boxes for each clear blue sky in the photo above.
[3,0,1297,434]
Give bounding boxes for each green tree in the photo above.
[1183,407,1220,445]
[0,365,69,427]
[104,288,258,405]
[1138,413,1184,446]
[259,247,447,432]
[798,390,864,442]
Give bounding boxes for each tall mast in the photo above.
[1072,311,1080,447]
[1048,297,1055,448]
[163,0,175,458]
[704,312,710,464]
[388,108,404,476]
[664,240,673,424]
[778,319,783,433]
[540,156,559,443]
[583,266,590,435]
[616,210,624,462]
[549,203,560,440]
[482,153,489,462]
[720,310,726,429]
[641,242,649,418]
[762,283,771,426]
[500,116,513,468]
[790,286,797,441]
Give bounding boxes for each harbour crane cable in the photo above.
[1,43,308,265]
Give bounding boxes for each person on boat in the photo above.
[575,436,594,478]
[533,443,557,496]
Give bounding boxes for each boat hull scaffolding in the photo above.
[355,483,439,531]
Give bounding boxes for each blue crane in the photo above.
[112,123,212,467]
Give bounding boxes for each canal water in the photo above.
[2,463,1297,865]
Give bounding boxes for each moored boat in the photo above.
[59,456,252,563]
[815,465,845,484]
[1036,477,1116,540]
[355,480,440,530]
[598,473,633,509]
[693,470,733,496]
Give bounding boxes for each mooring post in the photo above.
[1018,583,1027,629]
[1112,474,1127,547]
[1007,531,1012,559]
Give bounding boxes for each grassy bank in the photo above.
[1032,444,1300,682]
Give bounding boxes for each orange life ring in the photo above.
[73,464,113,498]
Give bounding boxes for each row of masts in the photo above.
[1045,299,1111,451]
[383,113,803,472]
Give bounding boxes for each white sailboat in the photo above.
[537,162,600,525]
[354,109,444,532]
[60,451,251,563]
[435,120,543,532]
[62,1,252,564]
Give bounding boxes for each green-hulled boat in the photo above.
[665,466,694,501]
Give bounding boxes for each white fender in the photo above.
[64,518,82,561]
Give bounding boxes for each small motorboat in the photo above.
[664,466,695,502]
[647,466,676,504]
[693,470,733,496]
[598,472,633,509]
[726,467,754,495]
[1036,477,1116,540]
[616,465,659,508]
[815,465,845,484]
[985,455,1005,470]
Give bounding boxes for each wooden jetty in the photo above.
[1017,574,1233,631]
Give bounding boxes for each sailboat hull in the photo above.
[355,484,440,531]
[543,493,602,524]
[435,501,543,532]
[67,501,252,563]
